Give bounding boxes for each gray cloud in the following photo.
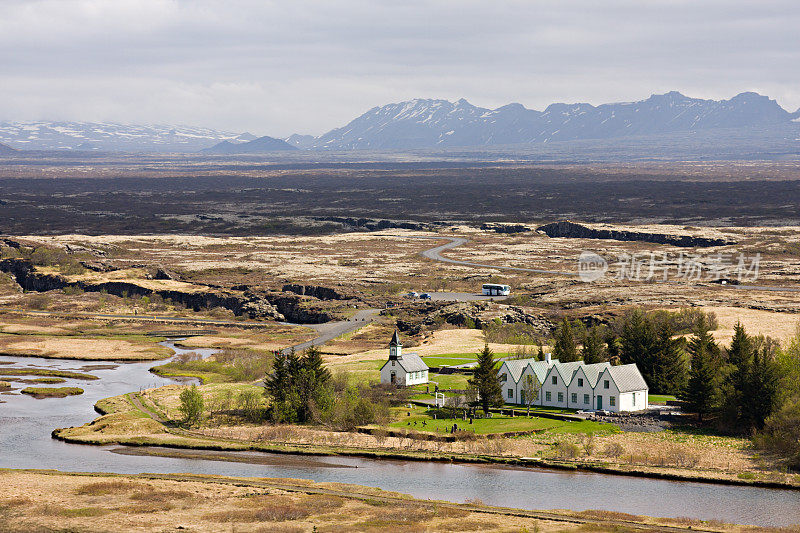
[0,0,798,136]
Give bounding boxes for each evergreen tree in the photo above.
[552,318,578,362]
[581,326,606,364]
[468,344,504,415]
[746,338,781,431]
[651,321,687,395]
[680,317,721,423]
[297,346,332,422]
[620,309,659,387]
[264,350,291,420]
[720,322,753,429]
[537,344,545,361]
[605,331,620,362]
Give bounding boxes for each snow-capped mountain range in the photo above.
[0,121,256,152]
[1,92,798,153]
[291,91,800,150]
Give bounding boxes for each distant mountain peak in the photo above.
[202,135,296,154]
[295,90,795,150]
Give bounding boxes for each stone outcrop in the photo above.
[313,216,437,232]
[421,301,553,334]
[282,284,350,300]
[480,223,531,234]
[0,258,335,324]
[537,220,735,248]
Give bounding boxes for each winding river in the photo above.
[1,342,799,527]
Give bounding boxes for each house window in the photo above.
[632,394,636,406]
[545,391,551,402]
[578,378,584,387]
[571,393,577,404]
[583,394,589,404]
[610,396,616,407]
[552,376,557,385]
[500,373,507,382]
[391,360,395,366]
[558,392,564,403]
[604,380,609,389]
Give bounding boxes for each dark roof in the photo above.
[389,330,402,347]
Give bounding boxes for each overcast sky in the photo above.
[1,0,798,136]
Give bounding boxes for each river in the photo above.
[1,342,798,527]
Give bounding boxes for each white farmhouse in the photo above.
[498,355,648,413]
[380,330,429,386]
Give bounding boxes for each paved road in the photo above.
[280,308,379,354]
[397,234,800,293]
[418,235,578,276]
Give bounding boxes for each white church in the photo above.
[498,354,648,413]
[380,330,429,386]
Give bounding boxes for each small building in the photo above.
[379,330,429,386]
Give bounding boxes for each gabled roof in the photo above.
[381,352,428,373]
[500,359,530,383]
[500,358,560,384]
[527,360,553,383]
[389,330,402,347]
[576,362,612,387]
[545,361,584,386]
[606,364,648,392]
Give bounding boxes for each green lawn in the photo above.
[648,394,677,405]
[421,356,477,367]
[389,407,617,435]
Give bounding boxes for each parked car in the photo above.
[419,293,432,300]
[406,291,420,298]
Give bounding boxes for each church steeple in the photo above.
[389,329,402,347]
[389,330,402,360]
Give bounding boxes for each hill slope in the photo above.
[203,135,297,154]
[0,142,17,155]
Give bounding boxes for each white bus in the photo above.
[482,283,511,296]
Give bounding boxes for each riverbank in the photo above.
[0,469,769,532]
[53,387,800,492]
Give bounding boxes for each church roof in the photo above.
[395,352,428,373]
[380,352,428,373]
[389,330,402,347]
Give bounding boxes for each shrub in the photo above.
[236,389,264,422]
[603,442,624,458]
[179,384,204,425]
[554,441,581,459]
[74,481,144,495]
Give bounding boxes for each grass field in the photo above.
[0,469,747,533]
[648,394,678,404]
[21,386,84,398]
[390,405,618,436]
[0,368,98,380]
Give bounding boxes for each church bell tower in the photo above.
[389,330,402,360]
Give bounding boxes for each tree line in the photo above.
[548,308,796,438]
[264,346,390,430]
